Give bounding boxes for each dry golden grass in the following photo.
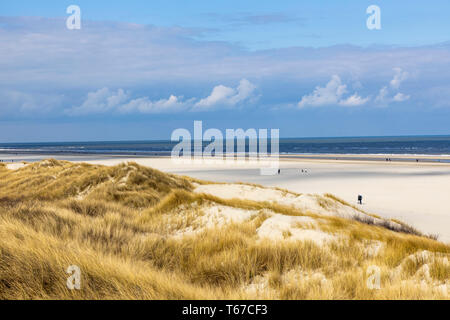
[0,160,448,300]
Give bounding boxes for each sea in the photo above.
[1,136,450,162]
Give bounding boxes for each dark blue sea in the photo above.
[1,136,450,157]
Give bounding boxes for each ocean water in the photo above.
[1,136,450,158]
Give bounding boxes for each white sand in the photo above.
[172,203,259,239]
[5,163,27,170]
[256,215,335,244]
[198,204,257,228]
[173,199,336,245]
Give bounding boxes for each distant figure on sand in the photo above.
[278,169,280,175]
[358,195,363,205]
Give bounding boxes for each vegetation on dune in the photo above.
[0,159,191,208]
[0,160,448,300]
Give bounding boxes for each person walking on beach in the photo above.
[358,195,363,205]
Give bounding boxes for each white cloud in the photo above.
[230,79,258,104]
[68,88,188,115]
[194,79,257,109]
[375,86,389,103]
[298,75,346,107]
[298,75,368,108]
[375,68,410,104]
[339,94,370,107]
[299,69,410,108]
[393,92,410,102]
[119,95,189,114]
[390,67,409,89]
[195,85,236,108]
[68,88,130,115]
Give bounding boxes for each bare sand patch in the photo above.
[172,203,260,238]
[256,215,336,244]
[5,163,28,170]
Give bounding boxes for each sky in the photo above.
[1,0,450,142]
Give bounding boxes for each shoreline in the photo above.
[2,151,450,165]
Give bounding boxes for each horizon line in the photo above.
[1,134,450,145]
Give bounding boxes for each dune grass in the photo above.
[0,160,448,300]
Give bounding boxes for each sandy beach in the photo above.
[3,154,450,243]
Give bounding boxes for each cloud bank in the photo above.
[67,79,257,115]
[298,68,411,108]
[1,16,450,118]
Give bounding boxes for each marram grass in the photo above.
[0,160,448,300]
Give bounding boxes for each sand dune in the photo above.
[74,156,450,243]
[0,159,448,299]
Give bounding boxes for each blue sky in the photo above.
[3,0,450,49]
[1,1,450,142]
